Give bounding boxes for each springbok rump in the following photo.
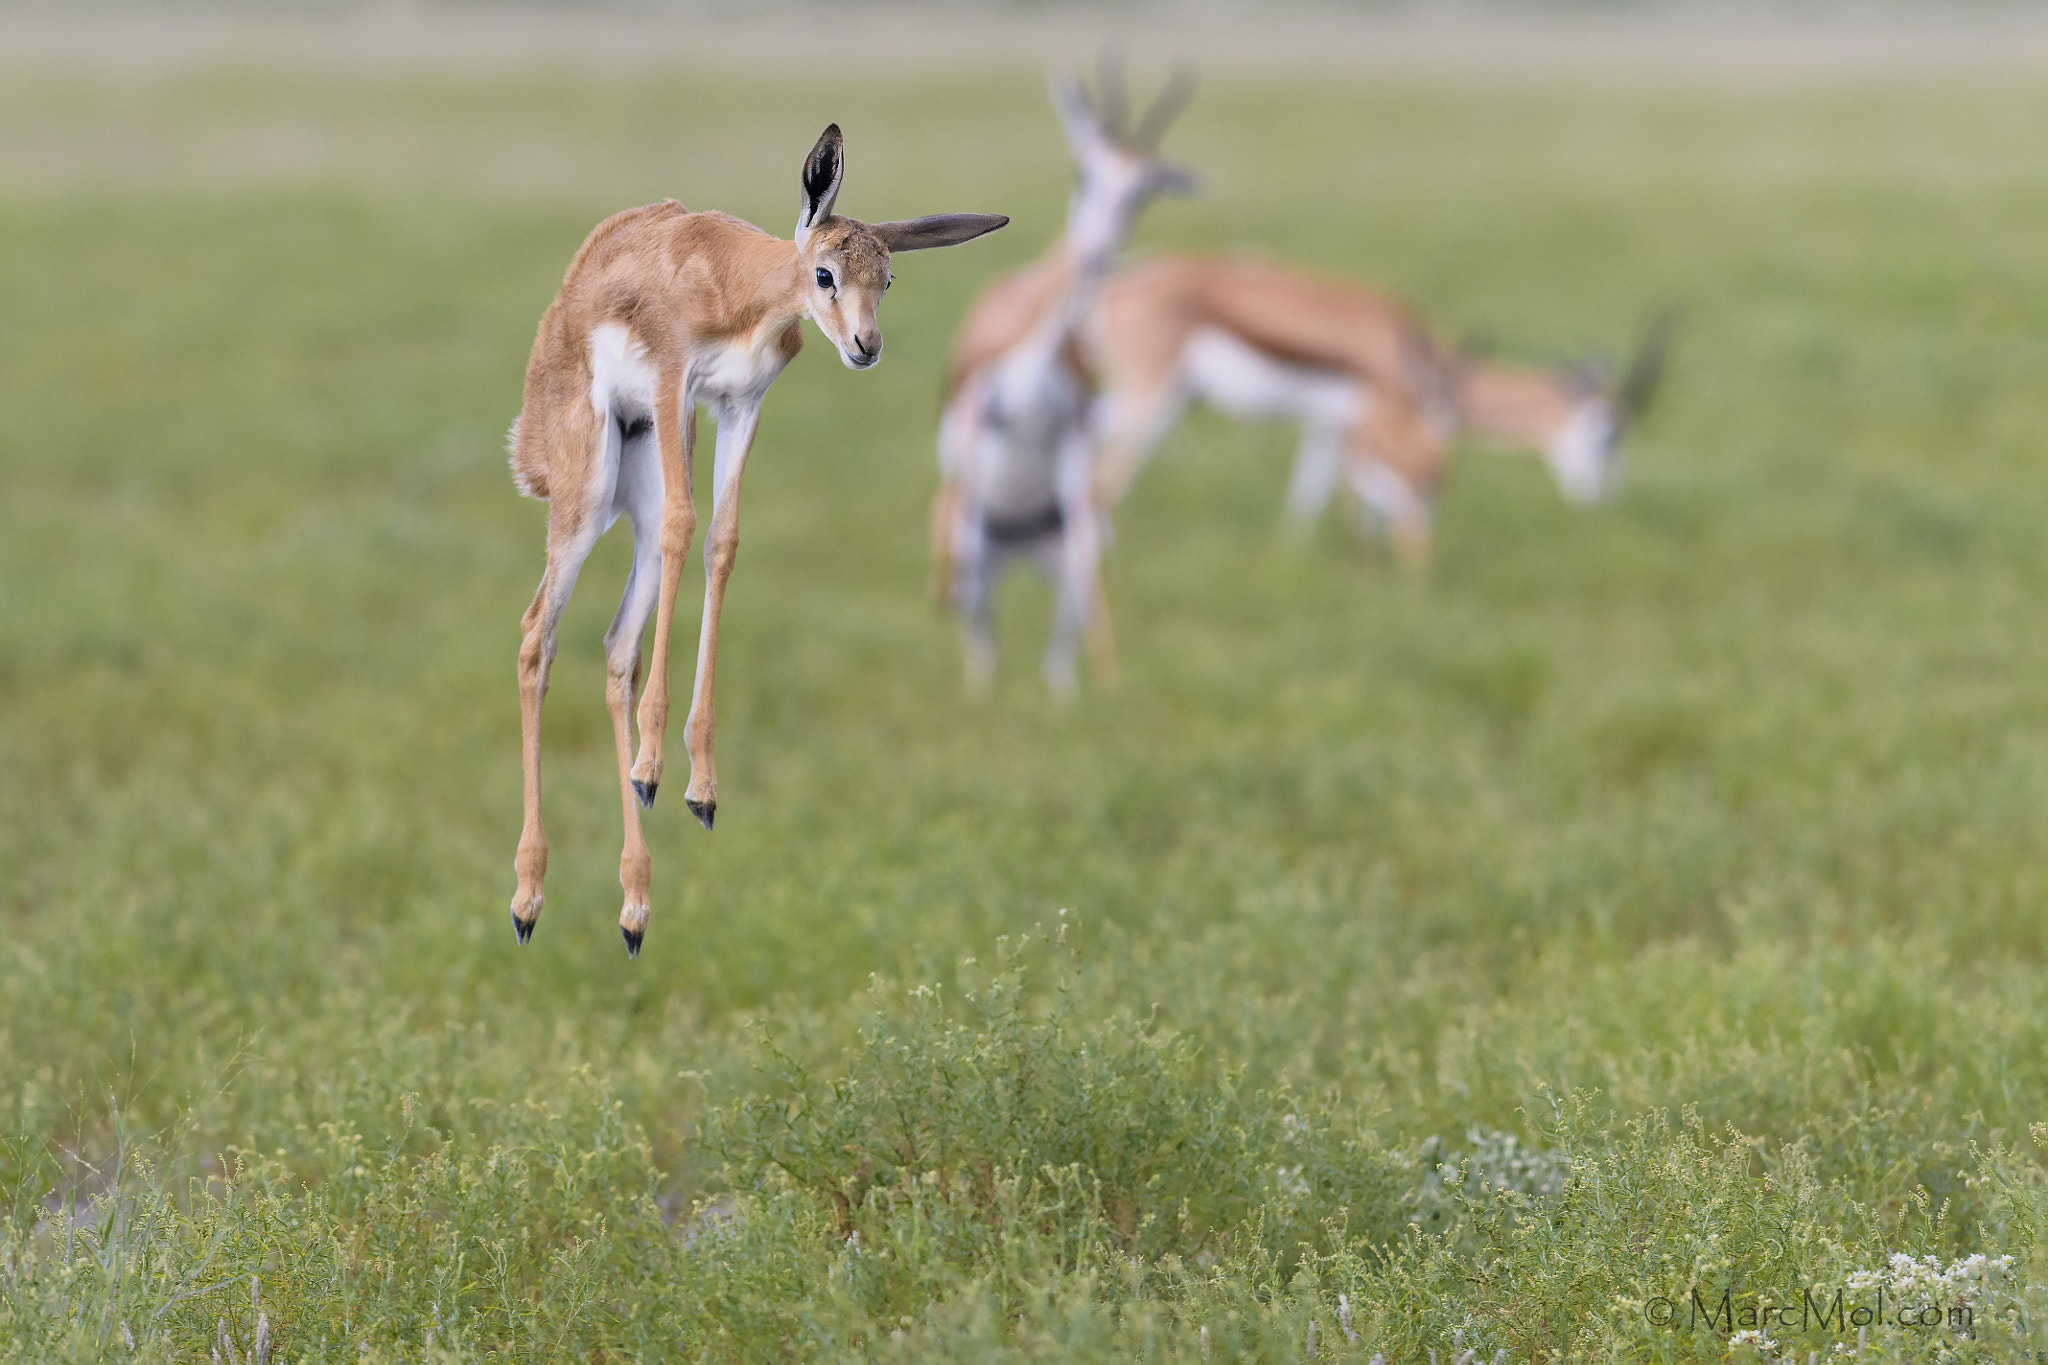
[932,58,1196,697]
[1088,254,1673,562]
[506,124,1006,956]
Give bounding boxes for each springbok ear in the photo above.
[796,124,844,246]
[871,214,1010,253]
[1049,76,1100,156]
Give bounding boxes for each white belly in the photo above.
[981,437,1062,518]
[977,354,1089,519]
[691,328,793,405]
[1182,327,1362,428]
[586,320,796,422]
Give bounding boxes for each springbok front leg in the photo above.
[628,370,695,816]
[943,498,999,692]
[941,390,1000,689]
[1347,394,1445,572]
[604,417,667,957]
[1043,427,1108,697]
[680,395,764,829]
[956,515,1000,693]
[1347,459,1434,570]
[932,379,982,609]
[511,413,611,944]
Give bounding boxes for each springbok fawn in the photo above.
[507,124,1005,955]
[931,59,1195,696]
[1088,255,1670,558]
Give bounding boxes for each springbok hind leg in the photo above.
[511,506,605,945]
[1042,518,1105,699]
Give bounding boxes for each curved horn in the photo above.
[1094,46,1129,140]
[1620,309,1677,420]
[1051,73,1100,152]
[1133,62,1197,151]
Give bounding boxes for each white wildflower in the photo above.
[1728,1328,1779,1357]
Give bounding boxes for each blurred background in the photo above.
[8,3,2048,1359]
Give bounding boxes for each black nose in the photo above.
[853,336,877,359]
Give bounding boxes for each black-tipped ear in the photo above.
[797,124,844,244]
[870,214,1010,253]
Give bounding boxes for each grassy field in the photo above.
[6,51,2048,1362]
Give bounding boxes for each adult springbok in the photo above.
[507,124,1006,955]
[932,60,1195,696]
[1087,255,1671,557]
[1452,323,1671,505]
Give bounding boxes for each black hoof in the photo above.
[511,912,536,946]
[686,798,716,832]
[632,779,657,810]
[621,925,644,958]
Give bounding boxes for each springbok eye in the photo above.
[884,276,893,292]
[815,268,834,290]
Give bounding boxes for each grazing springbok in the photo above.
[1087,255,1460,567]
[932,60,1195,696]
[507,124,1006,955]
[1271,316,1674,533]
[1087,254,1670,557]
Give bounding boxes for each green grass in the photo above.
[6,61,2048,1361]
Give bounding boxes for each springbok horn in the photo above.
[1620,309,1677,420]
[1095,46,1129,140]
[1133,63,1197,150]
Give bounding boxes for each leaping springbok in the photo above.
[932,59,1196,696]
[1087,254,1670,557]
[507,124,1006,955]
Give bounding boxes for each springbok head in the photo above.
[1547,311,1676,503]
[1050,54,1199,267]
[794,124,1011,370]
